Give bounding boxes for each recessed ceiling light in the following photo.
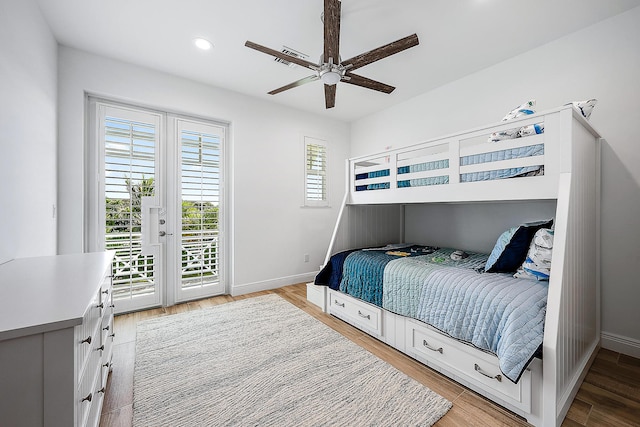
[194,38,213,50]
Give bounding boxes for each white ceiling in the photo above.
[36,0,640,122]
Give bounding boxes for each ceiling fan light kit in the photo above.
[245,0,419,108]
[320,70,341,85]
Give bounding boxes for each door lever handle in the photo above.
[159,231,173,237]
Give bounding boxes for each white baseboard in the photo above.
[601,331,640,359]
[231,272,318,296]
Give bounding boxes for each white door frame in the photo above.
[86,97,230,312]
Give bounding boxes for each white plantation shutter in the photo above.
[103,112,159,302]
[305,137,328,206]
[179,126,221,290]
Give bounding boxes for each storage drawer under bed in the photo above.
[328,290,382,337]
[405,318,532,412]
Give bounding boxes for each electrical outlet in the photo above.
[304,254,310,263]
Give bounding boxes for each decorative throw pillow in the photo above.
[501,99,536,121]
[566,99,597,120]
[488,128,519,142]
[485,219,553,273]
[517,123,544,138]
[514,228,554,281]
[487,100,537,142]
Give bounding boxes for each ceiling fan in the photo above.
[245,0,419,109]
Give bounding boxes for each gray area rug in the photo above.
[133,294,452,426]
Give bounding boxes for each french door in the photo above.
[88,99,227,313]
[169,118,225,303]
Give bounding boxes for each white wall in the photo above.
[0,0,58,264]
[332,205,403,256]
[405,202,558,254]
[57,47,350,294]
[351,7,640,356]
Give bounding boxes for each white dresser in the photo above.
[0,251,115,427]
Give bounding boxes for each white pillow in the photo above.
[501,99,536,121]
[488,100,537,142]
[514,228,554,281]
[567,99,597,120]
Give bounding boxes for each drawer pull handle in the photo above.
[80,336,92,345]
[110,333,116,339]
[422,339,443,354]
[102,289,109,295]
[110,304,115,308]
[103,362,111,368]
[103,325,110,331]
[474,363,502,382]
[97,302,104,309]
[96,345,105,352]
[334,300,345,307]
[81,393,92,403]
[97,387,105,394]
[358,310,371,320]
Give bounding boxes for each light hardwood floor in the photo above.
[100,283,640,427]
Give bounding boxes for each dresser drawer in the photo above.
[328,291,382,337]
[406,319,531,412]
[76,289,102,377]
[101,315,114,382]
[77,344,101,427]
[100,274,112,307]
[101,314,114,352]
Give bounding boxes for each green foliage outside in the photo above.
[105,177,218,234]
[106,177,219,289]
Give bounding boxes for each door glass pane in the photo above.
[180,130,220,290]
[104,115,157,301]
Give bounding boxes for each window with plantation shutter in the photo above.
[305,137,328,206]
[179,125,221,291]
[101,107,161,310]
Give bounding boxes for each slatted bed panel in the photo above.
[348,109,567,205]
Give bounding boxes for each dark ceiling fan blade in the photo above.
[324,0,341,64]
[268,75,320,95]
[245,40,319,70]
[343,73,395,94]
[324,84,336,109]
[342,33,419,71]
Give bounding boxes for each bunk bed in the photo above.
[307,105,602,427]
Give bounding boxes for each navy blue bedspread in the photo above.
[314,249,360,290]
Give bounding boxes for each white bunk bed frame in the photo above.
[307,105,602,427]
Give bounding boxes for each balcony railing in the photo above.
[106,230,219,299]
